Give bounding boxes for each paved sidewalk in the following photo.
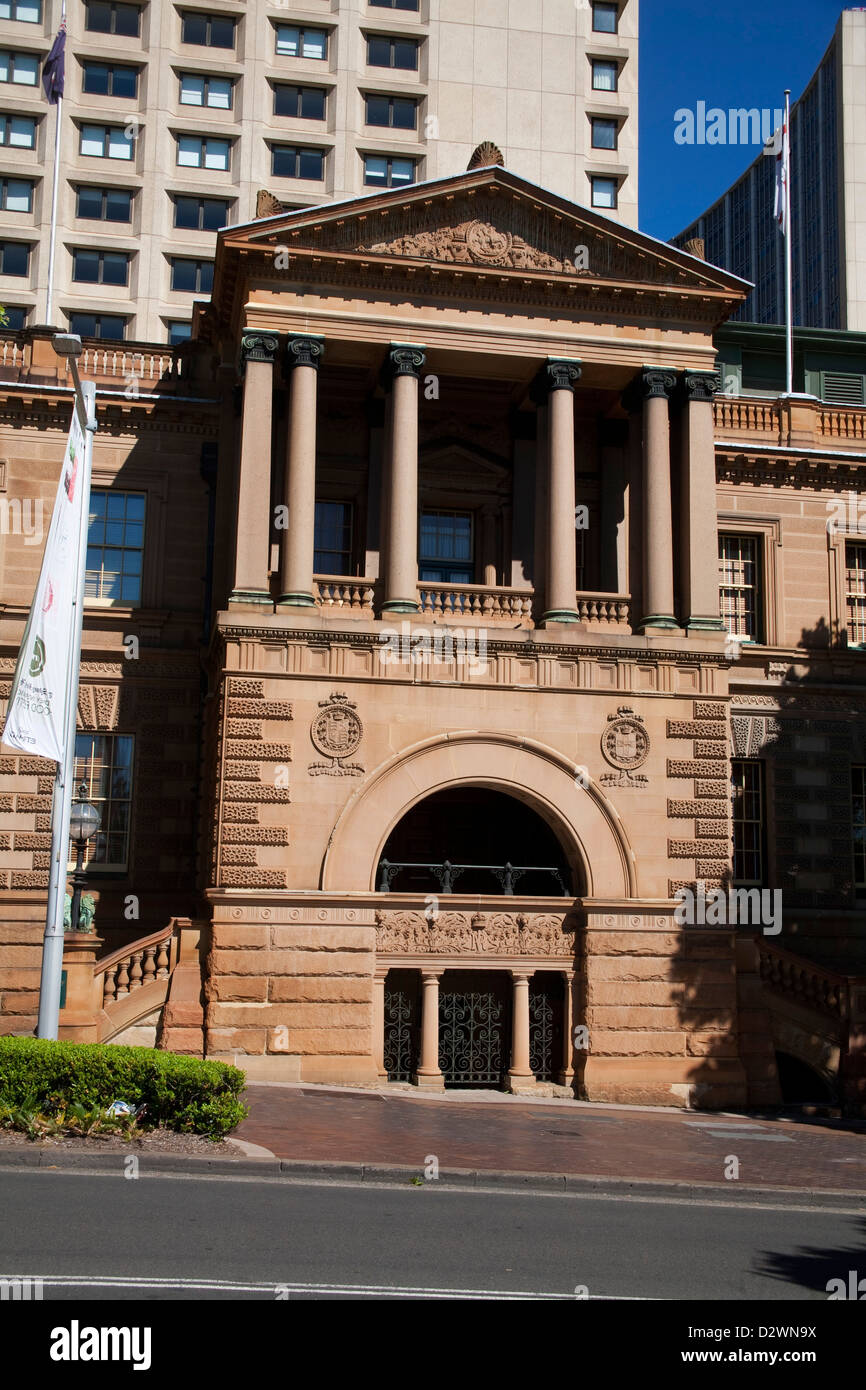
[238,1084,866,1194]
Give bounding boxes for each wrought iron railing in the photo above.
[377,858,569,896]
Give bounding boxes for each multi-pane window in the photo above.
[85,1,140,36]
[173,195,229,231]
[365,93,417,129]
[276,26,328,60]
[591,59,618,92]
[732,759,765,886]
[76,186,132,222]
[176,135,230,170]
[845,542,866,645]
[86,490,145,602]
[80,124,134,160]
[0,177,33,212]
[179,73,233,109]
[590,176,617,209]
[0,2,42,20]
[367,36,419,70]
[271,144,324,180]
[853,766,866,890]
[591,117,618,150]
[0,113,35,147]
[719,534,760,639]
[363,154,414,188]
[82,62,139,99]
[170,257,213,293]
[0,240,29,275]
[72,248,130,286]
[3,305,26,328]
[181,11,235,48]
[167,320,191,345]
[0,51,39,85]
[370,0,418,9]
[73,733,134,870]
[419,510,473,584]
[314,501,352,574]
[592,1,619,33]
[69,311,125,340]
[273,84,326,119]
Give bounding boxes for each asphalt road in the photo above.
[1,1169,864,1301]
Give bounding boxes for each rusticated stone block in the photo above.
[15,795,44,812]
[222,805,259,823]
[697,820,728,837]
[696,780,728,799]
[32,852,50,868]
[268,977,372,1004]
[0,964,42,985]
[37,778,55,794]
[588,981,685,1007]
[223,762,261,781]
[209,976,268,1002]
[222,826,289,845]
[221,847,257,865]
[668,760,727,778]
[669,839,729,858]
[19,757,55,773]
[588,1031,684,1056]
[686,1033,740,1057]
[0,795,13,812]
[269,926,372,951]
[217,869,287,887]
[206,1027,267,1055]
[255,744,294,761]
[12,871,48,888]
[587,1005,680,1030]
[210,925,269,949]
[696,859,731,878]
[223,784,290,802]
[668,800,728,819]
[228,679,264,698]
[0,834,9,850]
[694,741,728,759]
[667,721,726,739]
[228,699,293,720]
[36,814,51,830]
[694,702,727,720]
[0,990,40,1013]
[271,1027,369,1055]
[13,832,52,850]
[587,932,683,957]
[226,720,263,738]
[0,758,15,773]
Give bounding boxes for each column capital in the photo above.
[640,367,677,400]
[540,359,582,396]
[286,335,325,372]
[681,370,720,403]
[240,331,281,370]
[387,344,426,380]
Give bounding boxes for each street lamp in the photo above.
[68,784,100,934]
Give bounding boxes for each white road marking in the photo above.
[1,1274,653,1300]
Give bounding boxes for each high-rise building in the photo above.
[676,8,866,333]
[0,0,639,343]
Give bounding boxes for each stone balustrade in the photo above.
[417,582,533,623]
[758,940,848,1018]
[575,592,632,628]
[714,394,866,450]
[313,577,376,614]
[96,925,177,1007]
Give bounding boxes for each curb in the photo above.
[1,1146,865,1207]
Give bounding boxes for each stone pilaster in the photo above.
[680,371,725,634]
[381,344,425,614]
[230,332,279,609]
[278,335,324,609]
[542,359,581,625]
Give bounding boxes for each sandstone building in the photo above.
[1,163,864,1109]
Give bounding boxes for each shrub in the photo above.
[0,1038,247,1139]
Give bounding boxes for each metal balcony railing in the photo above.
[377,858,570,896]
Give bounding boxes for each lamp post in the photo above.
[68,783,100,933]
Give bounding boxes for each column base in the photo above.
[412,1070,445,1091]
[541,608,580,625]
[381,599,421,614]
[277,591,316,609]
[685,616,726,634]
[506,1071,538,1095]
[229,590,273,609]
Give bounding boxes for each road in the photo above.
[1,1169,864,1301]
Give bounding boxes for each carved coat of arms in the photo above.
[599,706,650,788]
[308,693,365,777]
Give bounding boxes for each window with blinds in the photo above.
[732,759,765,886]
[86,491,145,603]
[719,533,760,639]
[846,542,866,645]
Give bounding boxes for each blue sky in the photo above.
[639,0,847,240]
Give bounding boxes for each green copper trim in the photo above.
[542,608,580,624]
[639,614,679,629]
[229,590,273,606]
[381,598,421,614]
[277,591,317,608]
[687,616,726,632]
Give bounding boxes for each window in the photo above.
[179,73,233,109]
[576,526,586,591]
[0,113,36,147]
[85,2,140,36]
[86,489,144,602]
[719,534,760,640]
[170,257,213,293]
[591,117,618,150]
[591,59,618,92]
[167,320,191,345]
[853,767,866,890]
[68,311,126,340]
[846,542,866,646]
[176,135,230,170]
[732,760,765,886]
[181,11,235,49]
[273,84,326,119]
[314,501,353,574]
[420,510,473,583]
[3,305,26,328]
[370,0,418,9]
[73,733,134,870]
[72,248,130,286]
[590,176,617,209]
[592,1,619,33]
[0,51,39,85]
[275,26,328,60]
[76,186,132,222]
[365,93,417,129]
[0,2,42,20]
[173,195,229,231]
[367,36,419,70]
[0,177,33,212]
[363,153,414,188]
[271,144,324,180]
[80,124,134,160]
[82,62,139,99]
[0,241,30,276]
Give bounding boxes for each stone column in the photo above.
[230,331,280,609]
[372,970,388,1081]
[278,335,324,609]
[480,504,498,586]
[382,344,425,614]
[556,970,574,1086]
[639,368,678,631]
[542,360,582,624]
[413,969,445,1089]
[680,371,725,635]
[507,971,535,1093]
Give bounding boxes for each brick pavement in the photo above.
[238,1085,866,1193]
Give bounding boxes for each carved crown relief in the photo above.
[374,909,577,958]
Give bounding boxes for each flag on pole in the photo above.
[2,408,87,763]
[42,21,66,105]
[764,113,790,235]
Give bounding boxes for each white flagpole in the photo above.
[784,89,793,396]
[43,0,66,327]
[37,370,95,1040]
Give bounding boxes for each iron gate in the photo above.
[383,970,420,1082]
[438,972,511,1086]
[529,973,565,1082]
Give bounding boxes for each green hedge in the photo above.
[0,1037,247,1138]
